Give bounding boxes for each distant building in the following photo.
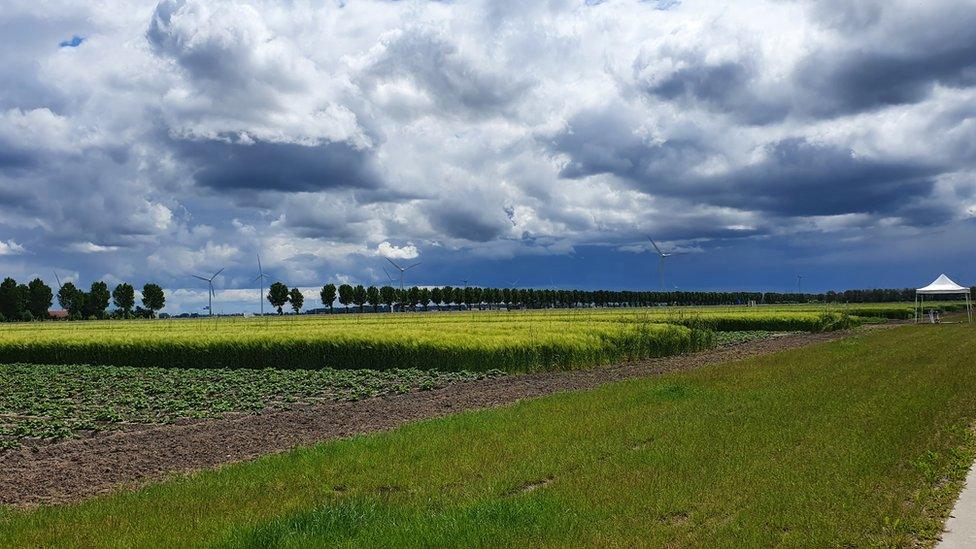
[48,310,69,320]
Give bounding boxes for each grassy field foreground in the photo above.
[3,325,975,546]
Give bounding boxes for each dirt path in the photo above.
[0,329,872,508]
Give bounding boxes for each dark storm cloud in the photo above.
[795,1,976,118]
[552,106,707,182]
[552,109,943,220]
[636,56,787,125]
[0,147,37,171]
[0,186,38,211]
[638,2,976,121]
[795,41,976,118]
[173,137,382,193]
[893,201,959,227]
[703,138,941,217]
[426,207,509,242]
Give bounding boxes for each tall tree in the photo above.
[380,285,396,311]
[68,290,88,320]
[419,288,431,311]
[27,278,53,320]
[338,284,353,311]
[87,281,110,319]
[289,287,304,314]
[352,284,367,312]
[320,283,337,313]
[15,283,30,320]
[112,283,135,318]
[267,281,290,314]
[430,287,442,308]
[366,285,380,312]
[141,283,165,318]
[57,281,77,310]
[0,277,21,320]
[408,286,420,311]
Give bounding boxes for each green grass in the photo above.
[0,365,504,449]
[3,325,974,547]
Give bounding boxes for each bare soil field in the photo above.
[0,329,867,507]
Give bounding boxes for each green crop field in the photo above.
[0,307,859,372]
[0,331,774,449]
[4,325,974,547]
[0,364,504,449]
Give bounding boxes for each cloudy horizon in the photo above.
[2,0,975,314]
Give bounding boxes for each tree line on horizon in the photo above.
[0,275,972,322]
[0,277,165,322]
[302,284,976,314]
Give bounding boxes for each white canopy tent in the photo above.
[915,274,973,323]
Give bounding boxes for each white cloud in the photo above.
[68,242,120,253]
[0,239,25,256]
[377,241,419,260]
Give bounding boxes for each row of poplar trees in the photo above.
[0,277,166,321]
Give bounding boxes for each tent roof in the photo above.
[917,274,970,294]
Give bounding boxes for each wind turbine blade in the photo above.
[211,285,216,298]
[192,275,210,282]
[383,267,395,283]
[646,236,663,256]
[384,256,403,271]
[53,270,62,289]
[211,267,225,279]
[405,261,421,270]
[257,254,262,273]
[253,274,264,283]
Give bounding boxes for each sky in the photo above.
[1,0,975,314]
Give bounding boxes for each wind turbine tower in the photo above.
[192,268,224,317]
[385,257,421,292]
[253,255,270,316]
[647,237,673,291]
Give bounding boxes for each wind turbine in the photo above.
[647,236,675,291]
[52,270,63,291]
[796,275,804,296]
[192,267,224,317]
[385,257,420,292]
[253,255,270,316]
